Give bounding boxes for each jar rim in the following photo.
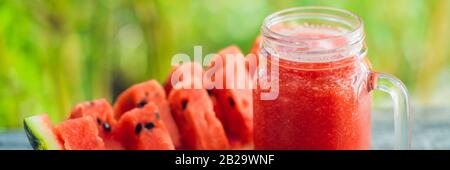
[262,6,363,42]
[260,6,366,62]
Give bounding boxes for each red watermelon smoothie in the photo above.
[253,7,373,150]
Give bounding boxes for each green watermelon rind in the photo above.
[23,115,64,150]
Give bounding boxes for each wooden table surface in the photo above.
[1,108,449,150]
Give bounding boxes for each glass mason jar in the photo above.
[253,7,411,150]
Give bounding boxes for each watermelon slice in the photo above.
[166,62,225,126]
[205,46,245,122]
[56,116,106,150]
[23,114,64,150]
[113,80,181,148]
[168,79,229,150]
[69,99,123,150]
[212,82,253,148]
[115,103,174,150]
[205,46,254,149]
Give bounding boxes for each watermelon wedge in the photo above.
[115,103,174,150]
[205,45,254,149]
[168,78,229,150]
[23,114,64,150]
[56,116,106,150]
[113,80,181,148]
[69,99,123,150]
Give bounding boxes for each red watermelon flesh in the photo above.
[205,46,246,121]
[166,62,224,125]
[213,82,253,148]
[56,116,105,150]
[206,46,254,149]
[165,63,227,148]
[69,99,115,138]
[209,70,254,149]
[113,80,181,148]
[168,80,229,150]
[69,99,123,150]
[115,104,174,150]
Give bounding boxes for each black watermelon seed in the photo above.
[137,100,147,108]
[181,99,188,111]
[144,92,149,97]
[228,97,235,107]
[206,90,213,96]
[144,122,155,130]
[90,101,95,106]
[96,118,102,125]
[103,122,111,132]
[155,112,160,120]
[135,124,142,135]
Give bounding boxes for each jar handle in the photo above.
[369,72,411,149]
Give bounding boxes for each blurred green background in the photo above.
[0,0,449,129]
